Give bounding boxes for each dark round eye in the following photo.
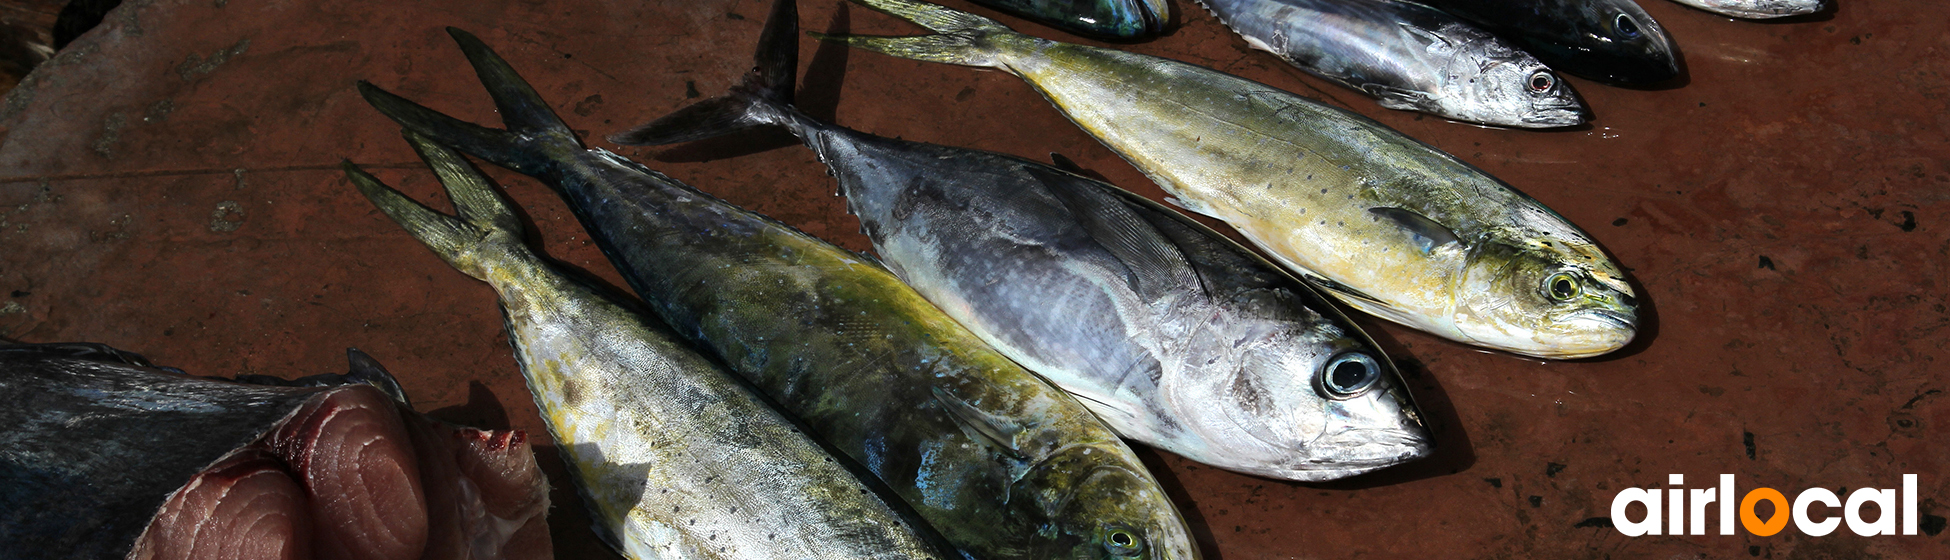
[1547,273,1580,301]
[1528,71,1555,92]
[1615,14,1641,38]
[1103,526,1144,556]
[1319,352,1380,399]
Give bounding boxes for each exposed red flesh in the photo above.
[266,386,428,560]
[134,449,312,560]
[131,384,552,560]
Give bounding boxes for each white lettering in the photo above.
[1845,488,1896,536]
[1793,488,1841,536]
[1904,474,1918,535]
[1689,488,1717,535]
[1719,474,1736,535]
[1612,488,1663,537]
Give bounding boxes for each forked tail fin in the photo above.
[342,129,531,283]
[356,28,583,179]
[808,0,1016,69]
[609,0,804,147]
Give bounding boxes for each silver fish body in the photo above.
[1197,0,1587,127]
[1664,0,1822,19]
[826,0,1640,359]
[345,128,953,560]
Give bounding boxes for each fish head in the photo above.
[1194,321,1431,480]
[1432,25,1589,128]
[1015,445,1200,560]
[1452,238,1638,358]
[1041,0,1170,40]
[1560,0,1680,84]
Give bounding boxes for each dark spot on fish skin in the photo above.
[1612,218,1628,226]
[1743,431,1757,459]
[1898,211,1916,232]
[1485,477,1502,488]
[1923,514,1947,536]
[1528,496,1543,508]
[1545,463,1566,478]
[1574,517,1614,528]
[1758,256,1775,270]
[685,80,700,99]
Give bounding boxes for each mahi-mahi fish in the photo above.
[609,0,1430,481]
[354,26,1197,560]
[1195,0,1588,127]
[343,131,956,560]
[823,0,1640,359]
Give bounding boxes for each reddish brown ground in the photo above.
[2,0,1944,558]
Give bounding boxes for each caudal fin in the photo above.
[608,0,802,147]
[343,129,530,283]
[809,0,1014,67]
[356,28,582,178]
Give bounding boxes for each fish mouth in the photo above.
[1572,308,1636,331]
[1262,427,1434,481]
[1521,106,1590,127]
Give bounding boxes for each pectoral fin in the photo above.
[931,386,1027,460]
[1369,207,1461,255]
[1031,168,1202,302]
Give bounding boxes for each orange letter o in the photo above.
[1741,488,1790,536]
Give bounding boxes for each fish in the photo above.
[821,0,1640,359]
[610,0,1431,481]
[353,22,1199,560]
[966,0,1169,40]
[1662,0,1822,19]
[343,131,956,560]
[1194,0,1588,127]
[0,343,551,560]
[1414,0,1680,86]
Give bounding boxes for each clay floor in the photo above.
[2,0,1945,558]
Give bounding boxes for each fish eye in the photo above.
[1318,352,1380,399]
[1527,71,1555,92]
[1546,273,1581,301]
[1102,525,1145,556]
[1615,14,1641,38]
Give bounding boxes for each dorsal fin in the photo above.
[930,386,1026,460]
[1029,167,1202,302]
[1369,207,1461,255]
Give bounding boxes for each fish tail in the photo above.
[809,0,1014,69]
[610,0,806,146]
[343,129,531,283]
[356,28,582,179]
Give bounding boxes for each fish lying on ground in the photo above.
[344,131,956,560]
[1415,0,1679,86]
[355,23,1199,560]
[1663,0,1822,19]
[967,0,1168,40]
[822,0,1639,359]
[611,0,1431,481]
[0,343,551,560]
[1195,0,1588,127]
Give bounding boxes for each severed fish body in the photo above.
[343,131,953,560]
[354,19,1198,560]
[1415,0,1679,85]
[1197,0,1587,127]
[0,344,551,560]
[610,0,1431,481]
[825,0,1639,359]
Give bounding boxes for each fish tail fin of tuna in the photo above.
[609,0,804,146]
[356,28,583,179]
[809,0,1013,69]
[343,129,531,284]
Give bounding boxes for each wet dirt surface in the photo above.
[2,0,1946,558]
